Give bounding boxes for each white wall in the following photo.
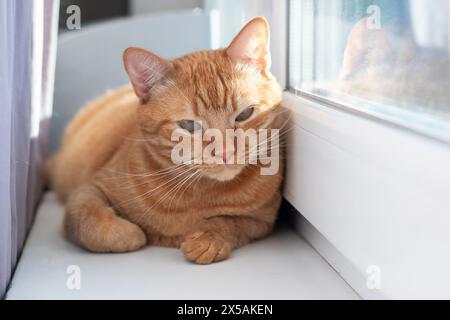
[130,0,203,15]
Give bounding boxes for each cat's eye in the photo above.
[177,120,202,133]
[235,107,255,122]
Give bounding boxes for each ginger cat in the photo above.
[48,18,284,264]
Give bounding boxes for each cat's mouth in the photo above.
[199,164,244,182]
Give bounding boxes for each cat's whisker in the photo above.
[135,166,200,224]
[165,169,202,216]
[172,170,203,213]
[106,165,190,191]
[104,165,190,187]
[234,126,291,164]
[101,160,196,180]
[166,169,201,213]
[116,164,200,207]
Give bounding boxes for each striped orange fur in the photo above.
[49,17,284,264]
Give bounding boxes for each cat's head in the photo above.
[123,17,282,182]
[337,17,450,110]
[339,17,417,82]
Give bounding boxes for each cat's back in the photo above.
[49,85,139,202]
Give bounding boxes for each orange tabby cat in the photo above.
[48,17,284,264]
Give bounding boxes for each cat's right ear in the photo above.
[226,17,271,75]
[123,47,171,103]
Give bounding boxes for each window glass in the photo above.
[289,0,450,140]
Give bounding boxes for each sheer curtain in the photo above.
[0,0,59,298]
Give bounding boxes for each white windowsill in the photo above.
[6,192,358,300]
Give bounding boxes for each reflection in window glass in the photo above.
[289,0,450,139]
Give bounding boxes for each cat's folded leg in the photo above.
[181,215,274,265]
[64,184,147,252]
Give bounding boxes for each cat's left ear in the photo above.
[123,47,171,103]
[226,17,271,74]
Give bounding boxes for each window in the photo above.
[289,0,450,142]
[284,1,450,300]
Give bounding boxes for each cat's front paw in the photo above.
[181,231,231,265]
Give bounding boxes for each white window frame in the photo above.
[270,0,450,299]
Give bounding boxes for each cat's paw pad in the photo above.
[181,231,231,265]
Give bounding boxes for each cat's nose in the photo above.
[216,147,235,164]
